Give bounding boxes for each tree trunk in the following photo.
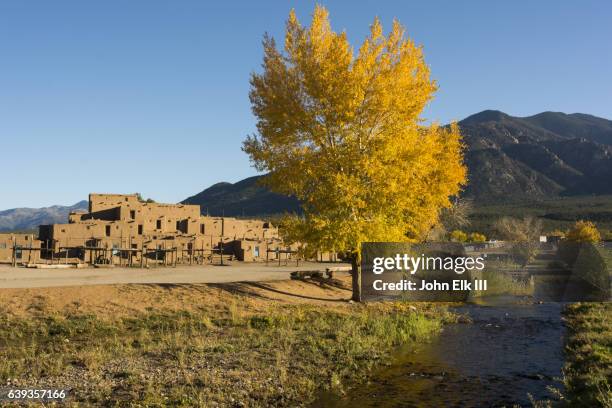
[351,254,362,302]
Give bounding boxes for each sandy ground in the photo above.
[0,274,354,317]
[0,262,353,317]
[0,261,350,289]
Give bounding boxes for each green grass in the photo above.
[479,269,534,297]
[0,301,456,407]
[562,302,612,407]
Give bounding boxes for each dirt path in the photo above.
[0,262,349,289]
[0,274,354,317]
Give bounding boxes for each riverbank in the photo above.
[315,295,566,407]
[563,302,612,407]
[0,277,455,406]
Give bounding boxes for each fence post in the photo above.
[11,237,16,267]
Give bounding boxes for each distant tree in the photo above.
[495,216,542,266]
[426,198,472,241]
[469,232,486,243]
[495,216,542,242]
[565,220,601,243]
[450,230,468,243]
[440,198,472,231]
[243,6,466,300]
[136,193,156,203]
[549,229,566,239]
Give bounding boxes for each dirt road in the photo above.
[0,262,350,289]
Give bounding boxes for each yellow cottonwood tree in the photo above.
[565,220,601,243]
[243,6,466,300]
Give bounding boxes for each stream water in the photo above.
[313,296,566,407]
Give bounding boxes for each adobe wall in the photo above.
[88,193,140,213]
[0,233,41,264]
[32,193,337,266]
[37,193,291,264]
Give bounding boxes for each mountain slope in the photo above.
[524,112,612,145]
[460,110,612,200]
[462,148,564,200]
[0,201,88,232]
[182,176,301,217]
[183,110,612,216]
[461,110,612,147]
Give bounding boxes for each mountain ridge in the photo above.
[0,201,88,232]
[182,176,302,217]
[184,110,612,215]
[2,110,611,227]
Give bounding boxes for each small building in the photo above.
[228,238,302,262]
[0,233,41,264]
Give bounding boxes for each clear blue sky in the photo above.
[1,1,610,209]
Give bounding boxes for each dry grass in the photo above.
[481,269,534,297]
[0,278,456,407]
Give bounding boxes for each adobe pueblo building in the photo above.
[27,193,309,267]
[0,233,41,265]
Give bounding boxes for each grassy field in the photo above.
[471,195,612,236]
[0,279,456,407]
[562,302,612,407]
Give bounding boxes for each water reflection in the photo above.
[313,297,565,407]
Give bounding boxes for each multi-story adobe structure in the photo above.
[37,193,298,265]
[0,233,41,265]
